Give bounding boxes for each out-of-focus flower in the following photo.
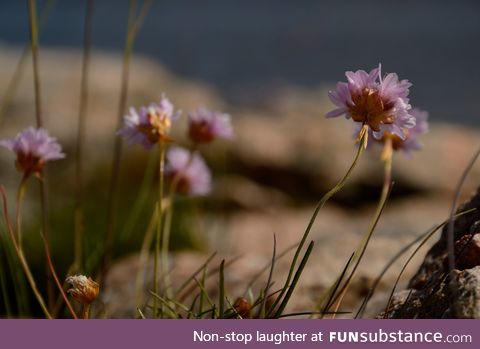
[118,94,180,149]
[66,275,99,305]
[0,127,65,176]
[374,107,429,154]
[326,65,415,140]
[166,146,211,196]
[188,107,233,143]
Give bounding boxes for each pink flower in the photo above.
[368,107,429,155]
[188,107,234,143]
[327,64,415,140]
[118,94,180,149]
[0,127,64,176]
[166,146,211,196]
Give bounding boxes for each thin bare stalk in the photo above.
[27,0,42,127]
[27,0,55,310]
[0,0,56,125]
[15,174,28,249]
[73,0,94,273]
[135,205,158,307]
[1,186,52,318]
[153,143,166,318]
[40,233,78,319]
[100,0,153,283]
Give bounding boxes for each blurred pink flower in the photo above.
[118,94,180,149]
[367,107,429,155]
[166,146,211,196]
[188,107,233,143]
[327,64,415,140]
[0,127,64,176]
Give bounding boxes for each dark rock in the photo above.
[383,189,480,318]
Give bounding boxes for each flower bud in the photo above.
[233,297,252,319]
[66,275,99,305]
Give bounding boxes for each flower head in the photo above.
[327,65,415,140]
[0,127,65,176]
[66,275,99,305]
[118,94,180,149]
[188,107,234,143]
[166,146,211,196]
[373,107,429,154]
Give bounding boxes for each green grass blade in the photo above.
[218,260,225,318]
[274,240,315,318]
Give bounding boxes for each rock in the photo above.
[382,189,480,319]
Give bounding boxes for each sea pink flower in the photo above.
[326,65,415,140]
[0,127,65,176]
[118,94,180,149]
[166,146,211,196]
[378,108,429,153]
[188,107,234,143]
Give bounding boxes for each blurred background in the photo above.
[1,0,480,318]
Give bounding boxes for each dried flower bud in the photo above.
[66,275,99,305]
[233,297,252,319]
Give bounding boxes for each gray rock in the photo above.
[382,189,480,319]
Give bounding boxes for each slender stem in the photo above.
[40,233,78,319]
[99,0,153,283]
[81,304,90,319]
[135,205,158,307]
[27,0,42,127]
[160,149,196,300]
[268,125,368,316]
[0,0,56,125]
[73,0,94,273]
[15,174,29,249]
[27,0,55,310]
[99,0,136,284]
[153,143,166,318]
[0,186,52,319]
[330,138,393,317]
[161,188,174,298]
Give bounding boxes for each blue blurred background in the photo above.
[0,0,479,124]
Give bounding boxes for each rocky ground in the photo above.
[1,47,480,318]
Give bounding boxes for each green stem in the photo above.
[100,0,153,283]
[268,125,368,316]
[330,140,392,317]
[0,0,56,125]
[135,205,158,308]
[153,143,166,318]
[27,0,42,127]
[1,186,52,318]
[73,0,94,273]
[15,174,29,249]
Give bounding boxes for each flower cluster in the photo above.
[118,95,180,149]
[0,127,64,176]
[119,94,234,196]
[188,107,234,143]
[327,64,428,154]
